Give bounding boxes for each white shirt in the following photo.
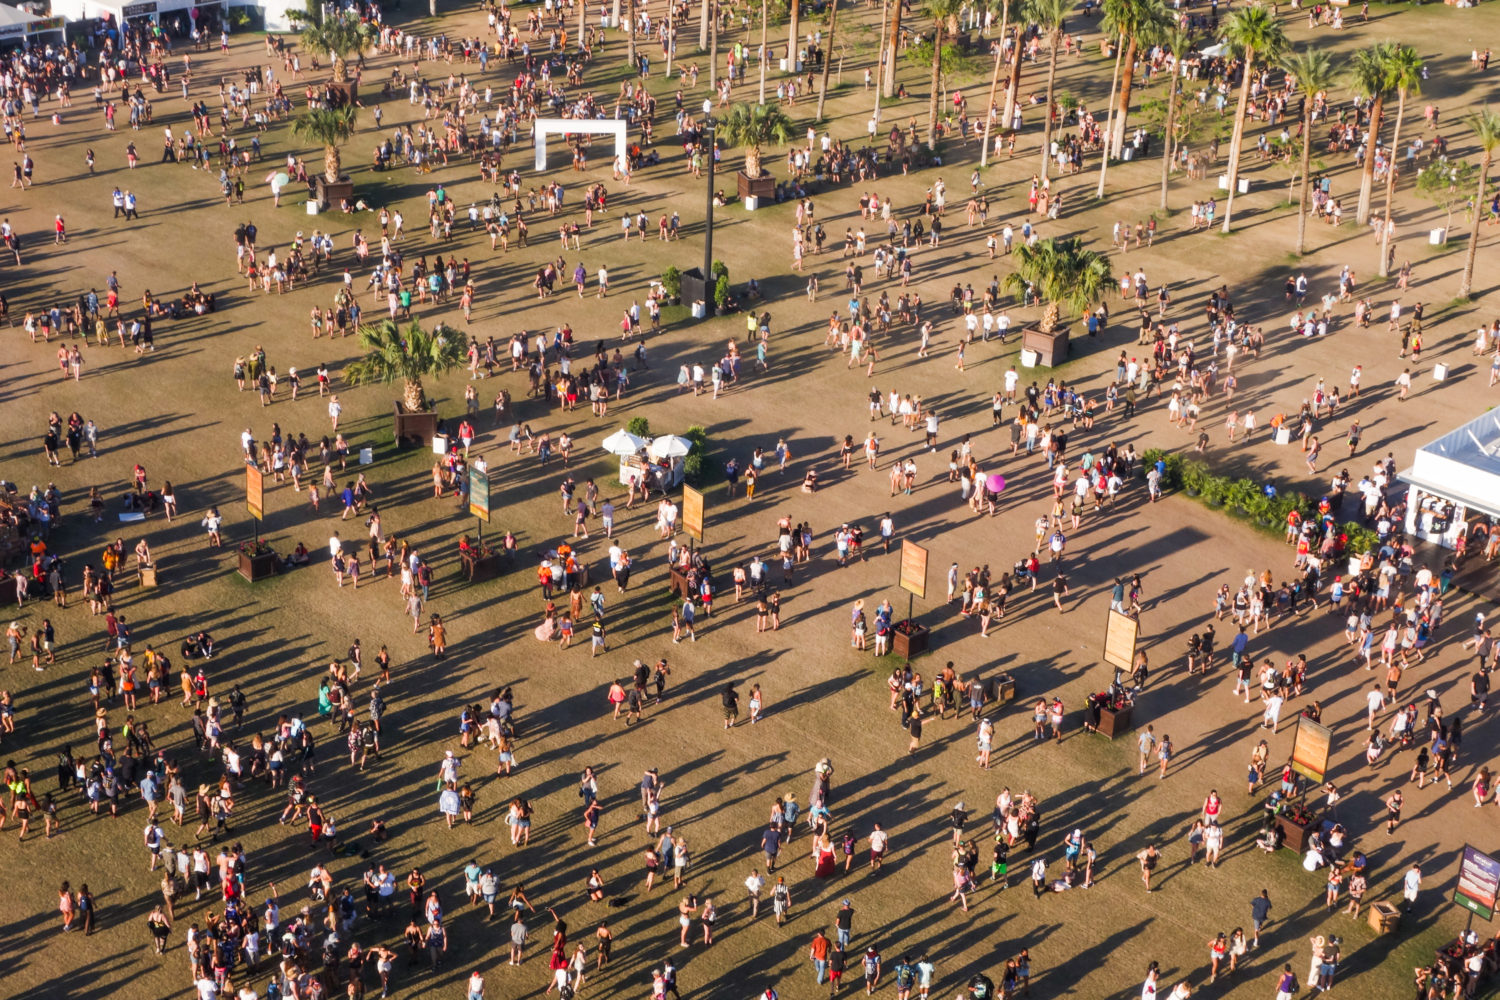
[745,873,764,895]
[1367,691,1384,712]
[870,830,888,852]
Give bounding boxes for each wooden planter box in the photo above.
[891,623,929,659]
[1367,901,1400,934]
[315,176,354,210]
[668,566,692,599]
[464,553,502,583]
[992,672,1017,704]
[393,403,440,448]
[238,550,278,582]
[737,169,776,201]
[1022,325,1070,367]
[138,564,159,588]
[1280,815,1318,855]
[1096,705,1133,739]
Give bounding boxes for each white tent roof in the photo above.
[0,5,41,28]
[1400,409,1500,519]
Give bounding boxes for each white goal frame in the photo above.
[533,118,628,172]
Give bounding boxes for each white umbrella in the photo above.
[601,429,648,456]
[1199,42,1228,57]
[648,435,695,459]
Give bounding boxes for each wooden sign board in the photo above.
[899,540,928,600]
[468,467,491,523]
[1103,609,1138,671]
[1290,717,1333,784]
[1455,845,1500,921]
[681,485,704,541]
[246,463,264,521]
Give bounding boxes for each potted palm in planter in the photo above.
[292,105,359,210]
[1002,237,1112,367]
[720,102,793,204]
[346,319,468,447]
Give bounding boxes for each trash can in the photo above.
[306,201,320,215]
[1429,228,1446,245]
[1433,362,1449,381]
[744,196,759,211]
[691,300,707,319]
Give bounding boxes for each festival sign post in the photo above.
[897,540,929,664]
[246,463,264,543]
[1102,609,1138,679]
[681,485,705,545]
[1453,845,1500,929]
[1289,716,1333,785]
[468,466,491,541]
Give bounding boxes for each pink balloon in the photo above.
[987,474,1007,493]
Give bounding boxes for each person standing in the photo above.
[809,928,831,984]
[1250,890,1272,948]
[1137,844,1160,891]
[1402,864,1421,912]
[834,899,854,949]
[744,869,764,918]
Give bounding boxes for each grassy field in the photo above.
[2,2,1500,999]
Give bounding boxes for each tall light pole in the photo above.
[702,98,717,316]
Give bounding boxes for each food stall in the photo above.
[1399,410,1500,550]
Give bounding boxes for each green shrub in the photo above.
[683,425,711,486]
[714,275,731,311]
[626,417,651,439]
[662,267,681,299]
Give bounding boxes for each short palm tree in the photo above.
[923,0,965,147]
[291,4,374,85]
[1220,4,1287,233]
[291,105,358,185]
[1002,237,1114,333]
[1377,44,1422,276]
[1101,0,1170,156]
[1460,107,1500,298]
[1347,42,1394,226]
[1280,47,1338,255]
[719,102,795,176]
[1028,0,1072,181]
[347,320,469,414]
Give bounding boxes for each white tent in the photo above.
[1398,409,1500,548]
[0,4,63,41]
[647,435,694,459]
[600,428,647,456]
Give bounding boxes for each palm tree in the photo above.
[347,320,468,414]
[1377,44,1423,277]
[816,0,842,122]
[1280,47,1338,255]
[1157,25,1192,211]
[1028,0,1071,181]
[709,0,720,90]
[981,0,1010,166]
[1347,42,1394,226]
[1460,108,1500,299]
[1001,13,1024,127]
[291,4,374,85]
[1101,0,1170,156]
[759,0,770,104]
[291,105,358,184]
[923,0,965,148]
[719,102,795,176]
[1001,237,1114,333]
[787,0,801,76]
[883,0,903,95]
[700,0,711,50]
[1219,4,1287,233]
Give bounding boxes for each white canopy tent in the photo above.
[1398,409,1500,548]
[0,4,65,43]
[533,117,627,173]
[51,0,225,28]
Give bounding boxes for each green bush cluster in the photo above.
[683,425,711,486]
[626,417,651,439]
[1140,449,1382,555]
[661,267,681,299]
[711,260,730,312]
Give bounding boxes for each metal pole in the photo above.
[703,112,716,315]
